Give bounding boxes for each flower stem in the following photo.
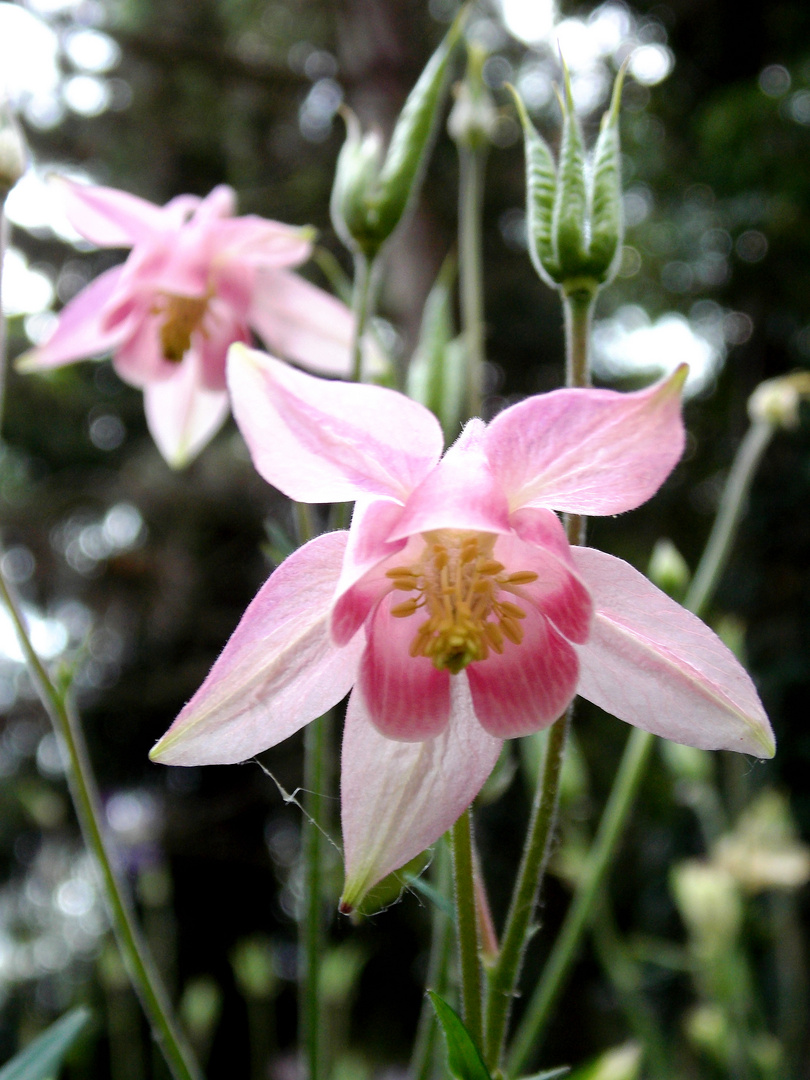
[505,415,776,1075]
[458,145,487,417]
[483,710,570,1070]
[350,251,373,383]
[301,714,327,1080]
[410,839,454,1080]
[0,573,202,1080]
[482,285,595,1071]
[451,808,484,1052]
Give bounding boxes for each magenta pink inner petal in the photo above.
[358,595,451,740]
[467,609,580,736]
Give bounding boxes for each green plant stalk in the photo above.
[458,144,487,417]
[0,202,8,433]
[350,251,373,383]
[410,839,454,1080]
[482,290,593,1070]
[301,714,327,1080]
[506,416,777,1075]
[0,573,202,1080]
[483,710,570,1069]
[451,808,484,1052]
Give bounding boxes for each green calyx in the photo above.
[511,59,627,295]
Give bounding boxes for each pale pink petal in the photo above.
[112,311,178,387]
[58,178,167,247]
[211,222,312,269]
[357,593,451,740]
[467,609,580,737]
[340,676,503,911]
[227,344,444,503]
[388,436,511,540]
[196,302,251,390]
[572,547,775,757]
[143,355,231,468]
[483,367,687,515]
[150,532,361,766]
[16,266,126,371]
[191,184,236,223]
[249,269,359,377]
[161,193,204,228]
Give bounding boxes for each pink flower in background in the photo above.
[150,349,775,909]
[18,181,367,466]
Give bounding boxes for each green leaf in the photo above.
[0,1007,92,1080]
[427,991,491,1080]
[552,60,588,279]
[586,65,626,281]
[508,85,560,286]
[518,1069,570,1080]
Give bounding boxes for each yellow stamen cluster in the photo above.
[155,293,211,362]
[386,530,538,675]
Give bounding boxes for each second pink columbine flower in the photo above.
[151,349,774,909]
[18,180,368,466]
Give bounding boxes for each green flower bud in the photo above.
[512,60,626,299]
[647,537,690,598]
[0,99,28,200]
[748,370,810,429]
[330,8,466,259]
[447,42,498,152]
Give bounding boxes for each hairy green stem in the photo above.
[451,809,484,1052]
[301,715,327,1080]
[483,288,593,1070]
[410,840,454,1080]
[506,416,776,1074]
[0,573,202,1080]
[483,712,570,1069]
[458,145,487,417]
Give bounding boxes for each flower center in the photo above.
[385,530,538,675]
[156,293,211,362]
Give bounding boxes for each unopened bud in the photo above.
[671,860,743,954]
[511,60,626,299]
[0,100,28,199]
[330,9,466,260]
[447,43,498,151]
[748,371,810,429]
[647,538,690,598]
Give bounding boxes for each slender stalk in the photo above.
[300,715,327,1080]
[0,202,8,432]
[410,840,454,1080]
[350,251,373,383]
[0,573,202,1080]
[483,710,570,1069]
[506,416,777,1075]
[482,288,594,1071]
[458,145,487,417]
[451,809,483,1052]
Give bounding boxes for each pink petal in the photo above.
[388,434,511,540]
[331,498,408,646]
[16,266,126,371]
[506,508,592,643]
[210,222,312,269]
[58,178,167,247]
[249,269,372,378]
[572,547,775,757]
[357,593,451,740]
[467,608,580,737]
[483,367,687,515]
[143,354,231,468]
[112,310,179,387]
[227,344,444,503]
[150,531,362,766]
[340,676,503,911]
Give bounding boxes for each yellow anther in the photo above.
[157,293,211,362]
[385,529,535,672]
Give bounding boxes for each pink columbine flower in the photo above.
[18,180,368,467]
[150,347,775,910]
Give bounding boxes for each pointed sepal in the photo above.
[427,992,492,1080]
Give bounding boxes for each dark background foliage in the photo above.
[1,0,809,1076]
